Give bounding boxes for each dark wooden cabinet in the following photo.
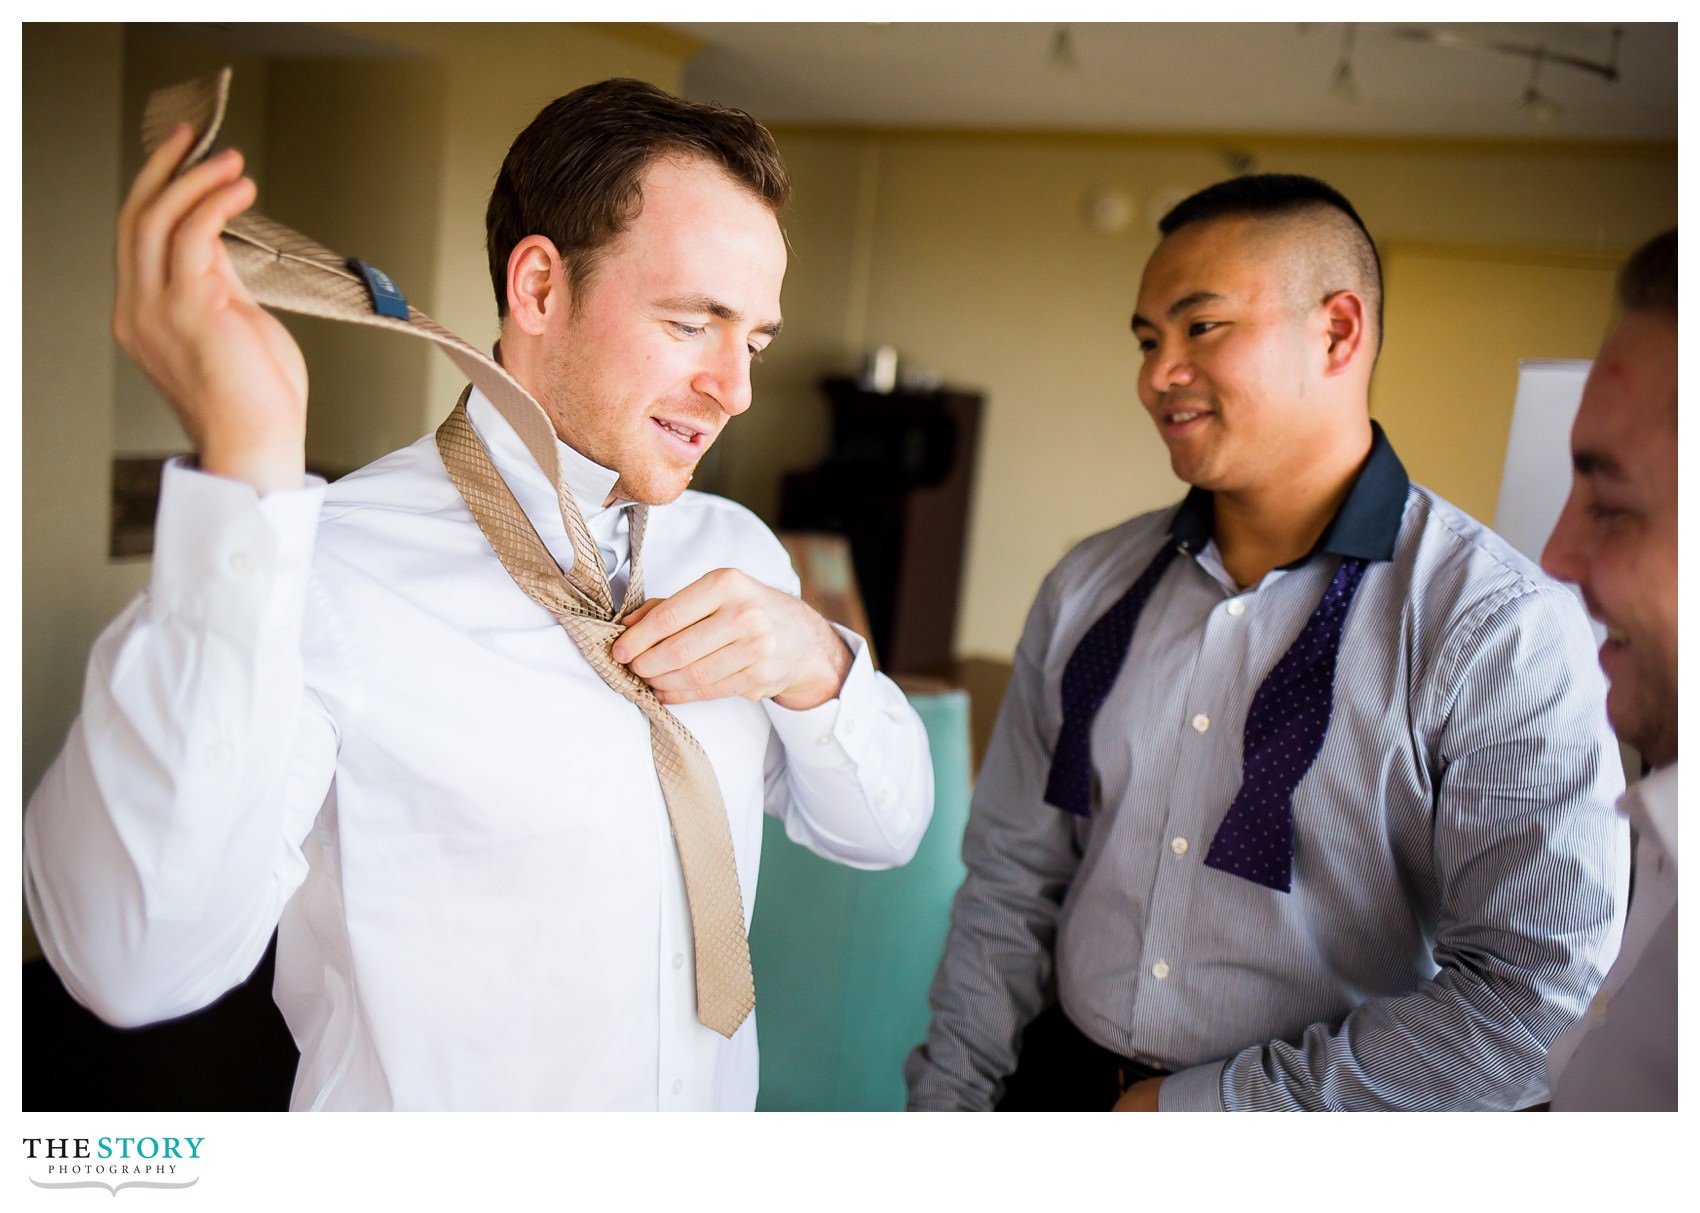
[780,377,983,676]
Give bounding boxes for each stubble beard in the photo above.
[535,353,688,507]
[1612,660,1679,769]
[612,463,692,507]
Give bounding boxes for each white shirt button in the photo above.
[842,718,858,736]
[1226,599,1246,617]
[816,733,834,746]
[672,952,685,970]
[1170,836,1189,856]
[1191,713,1210,733]
[672,1079,684,1095]
[229,550,258,576]
[205,742,234,770]
[1151,961,1171,980]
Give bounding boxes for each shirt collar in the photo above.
[464,383,623,521]
[1169,420,1409,566]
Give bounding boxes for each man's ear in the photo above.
[506,235,566,337]
[1320,289,1368,375]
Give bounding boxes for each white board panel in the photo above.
[1493,358,1591,564]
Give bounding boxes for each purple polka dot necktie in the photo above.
[1044,545,1369,894]
[1201,556,1368,892]
[1042,539,1182,817]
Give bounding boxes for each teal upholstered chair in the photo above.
[750,688,973,1111]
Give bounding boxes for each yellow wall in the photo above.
[264,56,451,471]
[21,24,691,798]
[755,128,1676,659]
[21,22,1678,800]
[1375,245,1619,523]
[708,131,874,518]
[23,25,147,805]
[333,23,692,424]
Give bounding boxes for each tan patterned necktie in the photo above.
[143,68,755,1037]
[437,398,754,1035]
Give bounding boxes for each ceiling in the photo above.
[666,22,1677,142]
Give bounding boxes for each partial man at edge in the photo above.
[1542,228,1678,1112]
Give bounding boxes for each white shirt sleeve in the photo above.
[24,461,338,1027]
[760,624,935,869]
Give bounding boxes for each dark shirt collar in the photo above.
[1169,421,1409,565]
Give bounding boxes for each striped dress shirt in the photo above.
[908,427,1629,1111]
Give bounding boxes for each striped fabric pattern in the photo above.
[909,480,1628,1111]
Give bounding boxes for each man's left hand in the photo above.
[612,568,851,710]
[1112,1078,1164,1112]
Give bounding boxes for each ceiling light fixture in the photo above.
[1329,23,1360,104]
[1392,24,1623,85]
[1519,48,1564,124]
[1391,24,1624,125]
[1048,25,1080,72]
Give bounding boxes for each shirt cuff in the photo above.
[148,458,325,643]
[761,623,880,769]
[1156,1060,1227,1111]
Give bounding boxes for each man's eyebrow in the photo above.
[1130,290,1226,332]
[1573,449,1628,480]
[657,294,783,338]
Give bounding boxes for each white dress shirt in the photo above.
[25,387,935,1111]
[1547,762,1678,1110]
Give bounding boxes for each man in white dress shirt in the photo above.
[1541,229,1677,1111]
[24,78,933,1110]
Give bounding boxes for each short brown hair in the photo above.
[485,77,791,319]
[1617,229,1676,320]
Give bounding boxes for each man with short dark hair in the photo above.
[25,76,933,1110]
[907,173,1627,1112]
[1541,229,1677,1111]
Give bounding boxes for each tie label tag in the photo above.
[346,258,409,320]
